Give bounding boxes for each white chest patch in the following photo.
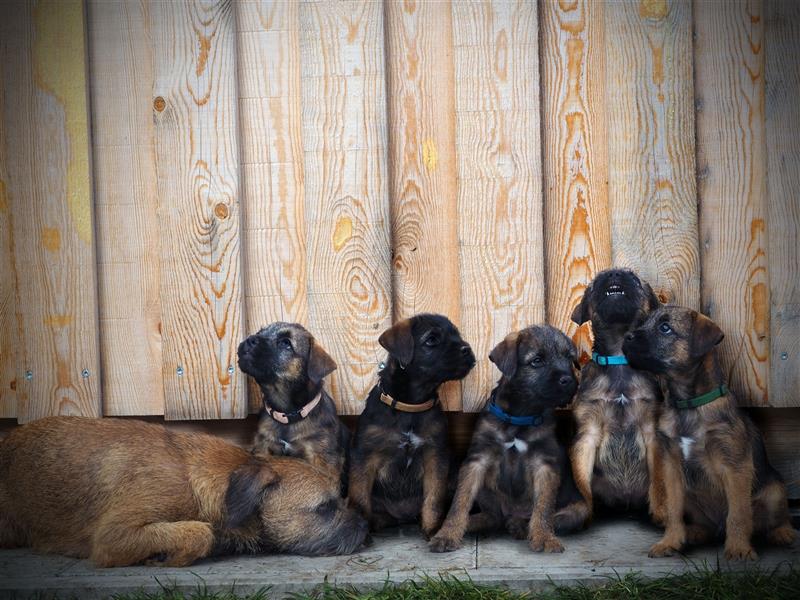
[614,393,630,405]
[503,438,528,453]
[680,436,695,460]
[399,431,424,452]
[279,438,292,451]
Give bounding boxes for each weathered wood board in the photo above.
[765,0,800,407]
[88,0,164,416]
[452,0,546,412]
[298,0,393,414]
[0,76,17,419]
[384,0,462,410]
[695,0,770,405]
[0,0,101,423]
[605,0,699,307]
[540,0,611,363]
[237,0,310,412]
[151,0,246,419]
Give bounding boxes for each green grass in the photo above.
[103,565,800,600]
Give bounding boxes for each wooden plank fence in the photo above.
[0,0,798,424]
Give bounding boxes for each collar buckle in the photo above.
[592,352,628,366]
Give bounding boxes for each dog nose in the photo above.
[624,332,635,341]
[559,375,574,387]
[460,345,471,356]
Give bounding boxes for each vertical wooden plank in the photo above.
[298,1,393,415]
[151,0,246,420]
[695,0,769,405]
[540,0,611,363]
[452,1,545,411]
[0,75,17,419]
[765,0,800,407]
[87,0,163,415]
[605,0,699,306]
[384,0,461,410]
[0,0,101,422]
[236,0,308,413]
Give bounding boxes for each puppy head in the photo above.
[489,325,578,407]
[622,306,724,374]
[378,313,476,384]
[571,269,660,331]
[226,457,368,556]
[237,322,336,387]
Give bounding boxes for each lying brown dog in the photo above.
[623,306,796,559]
[0,417,368,567]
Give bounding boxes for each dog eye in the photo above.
[529,356,544,367]
[423,335,440,347]
[658,322,672,334]
[277,337,293,350]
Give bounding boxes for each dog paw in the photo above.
[506,519,528,540]
[685,525,712,545]
[421,525,439,541]
[648,539,682,558]
[429,533,462,553]
[529,534,564,553]
[767,525,797,547]
[724,543,758,561]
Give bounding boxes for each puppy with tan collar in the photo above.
[623,306,795,560]
[238,322,350,493]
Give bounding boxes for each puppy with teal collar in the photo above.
[569,268,666,526]
[429,325,586,553]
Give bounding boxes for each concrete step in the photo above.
[1,518,797,598]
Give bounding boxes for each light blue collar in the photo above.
[592,351,628,366]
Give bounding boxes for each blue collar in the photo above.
[486,401,544,427]
[592,351,628,366]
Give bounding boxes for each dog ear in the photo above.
[225,458,280,529]
[489,332,520,378]
[307,338,337,384]
[570,285,593,325]
[378,319,414,367]
[690,312,724,358]
[642,281,662,312]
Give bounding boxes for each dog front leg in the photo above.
[719,460,757,560]
[429,457,487,553]
[420,446,447,539]
[527,464,564,553]
[644,427,667,527]
[570,427,598,524]
[648,437,686,557]
[348,452,380,526]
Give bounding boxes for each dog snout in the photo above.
[460,344,471,357]
[558,374,574,387]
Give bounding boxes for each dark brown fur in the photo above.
[0,417,367,567]
[570,269,666,525]
[430,326,587,554]
[238,322,350,493]
[348,314,475,538]
[623,306,796,560]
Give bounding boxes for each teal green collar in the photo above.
[675,384,728,410]
[592,352,628,366]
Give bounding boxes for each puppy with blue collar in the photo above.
[569,268,665,526]
[429,325,586,553]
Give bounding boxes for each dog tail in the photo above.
[553,500,590,534]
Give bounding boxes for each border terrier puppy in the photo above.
[348,313,475,538]
[623,306,796,560]
[238,322,350,492]
[429,325,586,554]
[0,417,368,567]
[569,268,665,524]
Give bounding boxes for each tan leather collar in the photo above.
[379,391,437,413]
[264,391,322,425]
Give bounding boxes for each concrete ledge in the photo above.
[1,519,797,598]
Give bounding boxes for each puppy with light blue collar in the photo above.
[430,325,586,554]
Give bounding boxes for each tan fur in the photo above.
[0,417,366,566]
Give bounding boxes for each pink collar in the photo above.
[263,391,323,425]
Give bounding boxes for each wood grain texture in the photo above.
[0,68,17,419]
[237,1,309,413]
[385,0,462,410]
[151,0,246,420]
[0,0,101,423]
[695,0,769,405]
[88,0,163,416]
[298,0,393,415]
[605,0,699,306]
[452,1,546,412]
[764,0,800,407]
[540,0,611,364]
